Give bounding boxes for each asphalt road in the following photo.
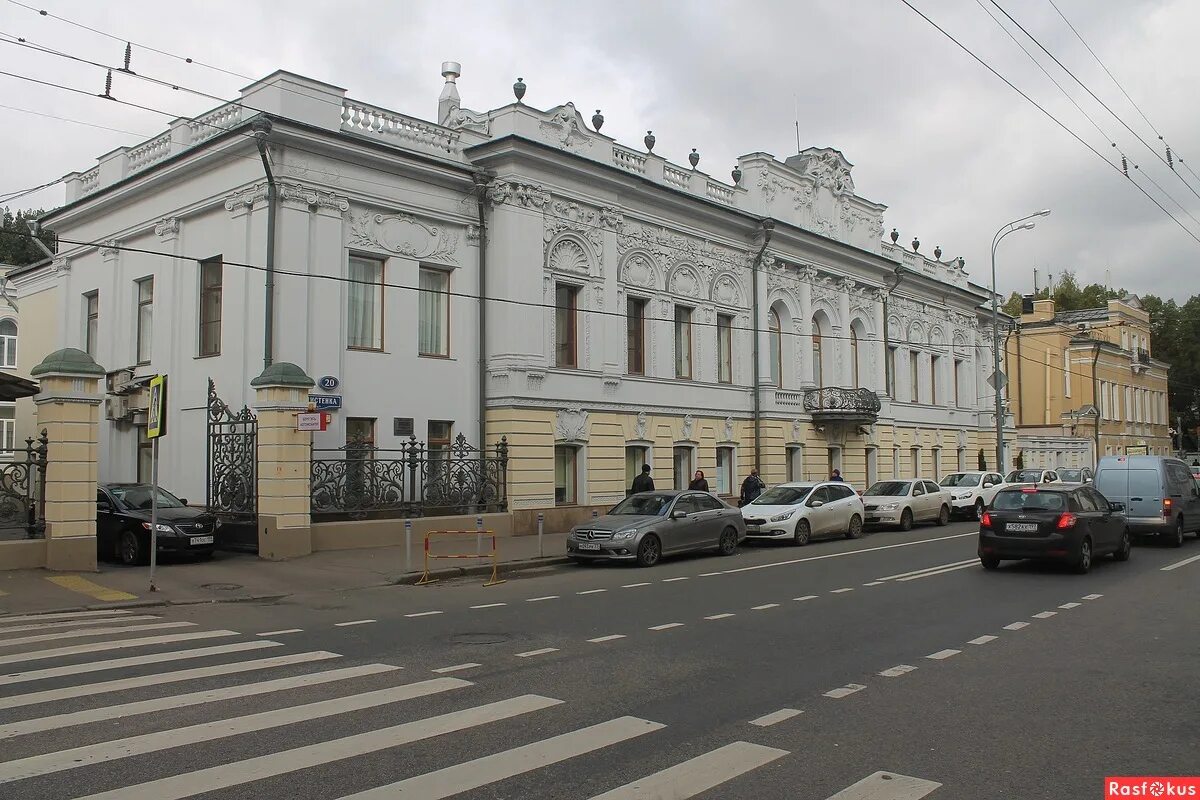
[1,521,1197,799]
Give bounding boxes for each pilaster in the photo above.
[252,363,316,560]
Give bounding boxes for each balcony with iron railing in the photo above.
[1137,348,1151,365]
[803,387,882,425]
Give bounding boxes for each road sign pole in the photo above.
[404,519,413,574]
[149,436,159,592]
[537,512,544,558]
[475,515,483,556]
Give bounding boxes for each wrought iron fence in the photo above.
[804,387,882,416]
[206,379,258,523]
[0,430,48,541]
[311,433,509,520]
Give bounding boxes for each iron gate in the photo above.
[205,379,258,525]
[0,430,48,541]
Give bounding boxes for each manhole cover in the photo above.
[450,632,511,645]
[201,583,243,591]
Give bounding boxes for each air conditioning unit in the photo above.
[126,392,150,412]
[106,368,136,395]
[104,396,128,421]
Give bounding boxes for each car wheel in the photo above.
[1171,518,1184,548]
[845,514,864,540]
[936,505,951,526]
[793,520,811,546]
[899,508,914,532]
[717,526,739,556]
[1112,529,1132,562]
[980,554,1001,570]
[119,530,145,566]
[974,499,986,521]
[1073,537,1092,574]
[636,534,661,567]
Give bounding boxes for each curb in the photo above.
[0,593,293,619]
[393,555,573,585]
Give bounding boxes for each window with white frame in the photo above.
[135,277,153,364]
[716,314,733,384]
[554,445,579,505]
[625,445,649,490]
[199,258,222,357]
[672,446,694,490]
[84,291,98,357]
[1063,350,1071,397]
[347,256,384,350]
[715,447,735,495]
[787,445,804,482]
[555,284,579,368]
[418,267,450,357]
[892,447,902,479]
[932,448,942,481]
[866,447,879,486]
[674,306,693,379]
[0,406,14,455]
[931,355,942,405]
[909,351,920,403]
[0,319,15,369]
[910,447,921,478]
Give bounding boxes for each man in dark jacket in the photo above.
[630,463,655,494]
[739,468,766,507]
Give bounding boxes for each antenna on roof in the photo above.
[793,95,801,155]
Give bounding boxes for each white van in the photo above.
[1094,455,1200,547]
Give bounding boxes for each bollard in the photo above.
[537,512,545,558]
[475,515,484,556]
[404,519,413,574]
[592,509,599,519]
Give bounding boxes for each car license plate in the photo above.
[190,536,214,546]
[745,525,760,533]
[1005,523,1038,533]
[577,542,601,551]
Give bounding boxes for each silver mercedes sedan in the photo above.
[567,490,747,567]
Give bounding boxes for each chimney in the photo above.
[438,61,461,126]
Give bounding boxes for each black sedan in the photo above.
[978,484,1131,574]
[98,484,219,565]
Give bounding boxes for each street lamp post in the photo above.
[990,210,1050,473]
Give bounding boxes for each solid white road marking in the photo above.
[1082,593,1104,600]
[587,635,626,643]
[649,623,683,631]
[71,695,563,800]
[720,532,977,576]
[863,581,884,586]
[588,741,789,799]
[822,770,943,799]
[0,614,160,636]
[749,708,804,727]
[342,716,665,800]
[1058,602,1082,609]
[469,603,507,609]
[515,648,559,658]
[1032,611,1057,619]
[824,684,867,699]
[578,589,608,595]
[1003,622,1030,630]
[704,613,735,620]
[334,619,377,626]
[0,610,132,625]
[662,577,689,583]
[751,603,780,610]
[699,572,723,577]
[0,650,340,711]
[1161,553,1200,571]
[0,621,194,649]
[0,678,471,784]
[0,663,399,739]
[405,611,443,618]
[968,635,998,645]
[877,559,976,581]
[622,582,651,588]
[0,640,278,686]
[831,588,854,593]
[256,629,302,636]
[926,649,961,660]
[431,663,481,674]
[794,595,819,602]
[896,562,976,582]
[526,595,559,602]
[879,665,917,678]
[0,630,237,667]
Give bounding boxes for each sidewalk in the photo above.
[0,532,571,616]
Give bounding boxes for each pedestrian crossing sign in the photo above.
[147,374,167,439]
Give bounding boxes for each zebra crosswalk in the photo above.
[0,608,943,799]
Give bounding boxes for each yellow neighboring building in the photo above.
[1007,296,1171,468]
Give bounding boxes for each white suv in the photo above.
[940,471,1005,519]
[741,482,866,544]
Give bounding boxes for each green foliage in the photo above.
[0,208,55,267]
[1141,293,1200,449]
[977,448,987,471]
[1014,450,1025,470]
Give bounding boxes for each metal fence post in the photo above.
[591,509,599,519]
[475,515,483,556]
[537,512,544,558]
[404,519,413,574]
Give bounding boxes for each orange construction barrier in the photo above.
[415,530,505,587]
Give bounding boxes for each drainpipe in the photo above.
[1015,323,1024,425]
[1092,342,1101,467]
[882,265,905,399]
[750,219,774,472]
[252,118,277,370]
[473,173,491,458]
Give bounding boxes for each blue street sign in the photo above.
[309,394,342,410]
[318,375,340,391]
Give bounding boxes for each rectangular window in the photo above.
[866,447,879,487]
[674,306,693,379]
[715,447,735,495]
[1063,350,1072,398]
[673,446,693,490]
[346,417,376,447]
[717,314,733,384]
[787,446,804,482]
[893,447,902,479]
[198,258,223,357]
[931,356,941,405]
[348,256,384,350]
[554,445,578,505]
[0,319,16,368]
[887,347,898,397]
[911,448,921,479]
[136,425,152,483]
[933,449,942,481]
[0,406,14,455]
[427,420,453,484]
[418,267,450,357]
[910,351,920,403]
[84,291,99,357]
[626,298,646,375]
[135,277,153,364]
[625,445,648,490]
[953,360,963,407]
[555,284,579,368]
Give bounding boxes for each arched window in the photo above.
[0,319,16,369]
[768,309,782,387]
[812,328,823,388]
[850,327,860,388]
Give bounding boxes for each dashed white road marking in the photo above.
[334,620,376,627]
[794,595,819,602]
[1003,622,1030,630]
[721,532,976,576]
[704,613,735,620]
[469,604,507,610]
[824,683,867,699]
[256,629,302,637]
[587,635,626,643]
[622,582,651,588]
[432,663,481,674]
[926,649,961,660]
[405,611,443,618]
[648,623,683,631]
[751,604,780,611]
[1082,593,1104,600]
[968,635,998,645]
[1032,611,1057,619]
[1058,602,1082,609]
[831,588,854,594]
[879,665,918,678]
[699,572,723,577]
[749,708,803,727]
[863,581,884,587]
[578,589,608,595]
[896,562,976,581]
[1162,554,1200,572]
[876,558,977,582]
[514,648,559,658]
[526,596,559,602]
[662,577,689,583]
[822,771,943,799]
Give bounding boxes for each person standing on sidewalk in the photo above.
[630,463,655,494]
[688,470,710,492]
[739,468,766,507]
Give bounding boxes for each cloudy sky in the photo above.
[2,0,1197,300]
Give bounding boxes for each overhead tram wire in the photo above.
[895,0,1200,249]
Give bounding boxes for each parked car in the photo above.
[862,479,952,530]
[979,484,1131,573]
[940,471,1005,519]
[741,481,865,544]
[566,490,745,567]
[1057,467,1095,484]
[1004,469,1061,486]
[97,484,219,565]
[1094,455,1200,547]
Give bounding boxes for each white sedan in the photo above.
[862,479,952,531]
[940,471,1005,519]
[741,482,865,544]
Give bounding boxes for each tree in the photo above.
[977,449,987,471]
[0,208,55,267]
[1007,271,1125,315]
[1014,450,1025,470]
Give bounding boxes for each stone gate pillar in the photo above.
[252,363,315,560]
[31,348,105,571]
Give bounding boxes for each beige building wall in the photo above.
[12,280,58,445]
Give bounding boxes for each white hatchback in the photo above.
[741,482,866,545]
[940,471,1005,519]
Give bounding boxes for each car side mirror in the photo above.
[1109,502,1125,513]
[808,500,825,508]
[178,498,188,507]
[670,510,687,520]
[97,502,111,513]
[982,482,994,489]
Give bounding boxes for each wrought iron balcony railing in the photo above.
[803,387,882,423]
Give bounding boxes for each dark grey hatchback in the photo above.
[978,485,1132,574]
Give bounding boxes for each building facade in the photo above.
[1007,297,1171,467]
[0,267,20,460]
[14,67,1014,524]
